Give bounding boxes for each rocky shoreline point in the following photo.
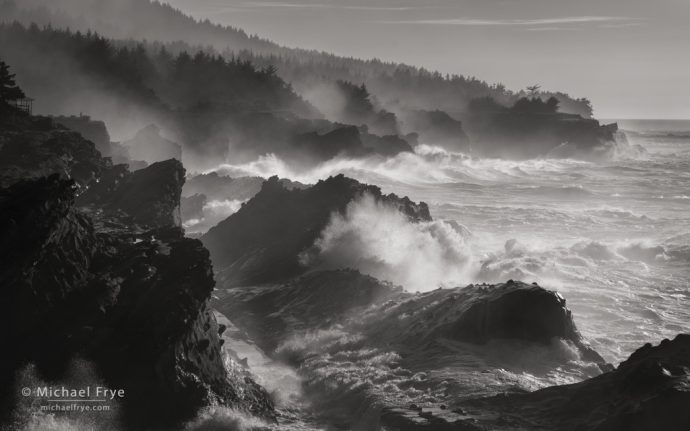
[0,114,274,429]
[207,174,689,430]
[0,112,688,430]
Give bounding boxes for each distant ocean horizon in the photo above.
[600,119,690,133]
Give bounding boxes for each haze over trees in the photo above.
[0,0,594,118]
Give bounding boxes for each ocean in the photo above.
[216,119,690,365]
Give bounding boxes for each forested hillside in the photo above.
[0,0,593,118]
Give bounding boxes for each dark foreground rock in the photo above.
[214,271,614,429]
[215,274,604,364]
[214,268,687,431]
[202,174,431,286]
[0,175,273,430]
[464,334,690,431]
[0,115,108,188]
[79,158,185,228]
[0,117,274,429]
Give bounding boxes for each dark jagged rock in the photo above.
[215,275,603,366]
[183,172,306,203]
[286,126,372,166]
[214,271,613,430]
[52,115,111,155]
[399,109,470,152]
[214,269,403,351]
[465,334,690,430]
[201,174,431,286]
[184,172,264,201]
[0,115,108,188]
[52,114,142,167]
[0,175,274,429]
[0,116,275,428]
[361,131,414,156]
[80,159,185,228]
[461,105,622,159]
[362,280,607,367]
[289,126,412,167]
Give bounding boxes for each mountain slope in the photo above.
[1,0,594,117]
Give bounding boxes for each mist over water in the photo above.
[299,194,475,291]
[211,123,690,364]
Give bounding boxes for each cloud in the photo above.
[243,1,418,10]
[381,16,637,27]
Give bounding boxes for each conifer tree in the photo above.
[0,60,25,103]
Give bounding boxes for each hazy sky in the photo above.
[161,0,690,119]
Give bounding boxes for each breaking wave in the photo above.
[185,408,269,431]
[211,145,599,186]
[183,199,244,235]
[299,194,475,291]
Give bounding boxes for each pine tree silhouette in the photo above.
[0,59,25,103]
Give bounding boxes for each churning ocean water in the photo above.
[217,120,690,366]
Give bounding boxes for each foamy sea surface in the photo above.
[169,120,690,430]
[214,120,690,365]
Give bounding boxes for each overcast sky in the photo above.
[161,0,689,119]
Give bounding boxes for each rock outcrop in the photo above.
[201,174,431,286]
[214,269,403,351]
[0,117,274,429]
[362,281,605,362]
[214,270,614,430]
[461,106,622,160]
[183,172,305,203]
[52,115,111,154]
[465,334,690,430]
[399,109,471,152]
[52,114,143,168]
[79,159,185,228]
[215,274,604,365]
[0,115,108,188]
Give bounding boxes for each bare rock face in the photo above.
[214,269,403,351]
[201,174,431,286]
[465,334,690,430]
[79,158,185,228]
[0,116,108,188]
[52,115,111,155]
[398,109,470,152]
[0,119,274,428]
[214,271,612,430]
[215,274,603,365]
[183,172,305,203]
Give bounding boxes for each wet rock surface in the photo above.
[201,174,431,286]
[0,117,274,429]
[79,158,185,228]
[182,171,305,203]
[465,334,690,430]
[213,271,616,430]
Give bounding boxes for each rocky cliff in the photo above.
[0,115,274,429]
[201,174,431,286]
